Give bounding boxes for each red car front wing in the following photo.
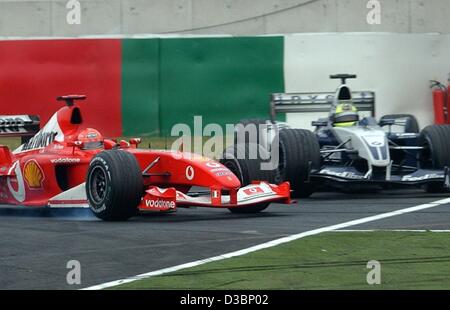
[48,181,291,212]
[138,181,291,212]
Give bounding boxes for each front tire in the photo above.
[86,150,143,221]
[419,125,450,193]
[228,202,270,214]
[234,119,271,145]
[221,143,280,186]
[278,129,321,198]
[221,143,279,213]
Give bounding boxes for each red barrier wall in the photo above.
[0,39,122,137]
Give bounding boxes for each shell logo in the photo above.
[23,160,45,190]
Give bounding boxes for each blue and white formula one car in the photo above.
[235,74,450,198]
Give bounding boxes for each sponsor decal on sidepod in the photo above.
[50,158,81,164]
[23,160,45,190]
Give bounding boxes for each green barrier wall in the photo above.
[121,36,284,136]
[122,39,160,136]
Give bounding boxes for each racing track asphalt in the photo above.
[1,189,450,289]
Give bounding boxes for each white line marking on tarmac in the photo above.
[82,197,450,290]
[336,230,450,233]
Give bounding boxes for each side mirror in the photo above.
[312,120,328,127]
[379,119,396,127]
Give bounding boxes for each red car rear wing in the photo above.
[0,115,40,139]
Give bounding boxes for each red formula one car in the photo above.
[0,96,290,221]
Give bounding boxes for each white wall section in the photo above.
[284,33,450,128]
[1,0,450,37]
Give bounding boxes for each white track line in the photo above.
[336,230,450,233]
[82,197,450,290]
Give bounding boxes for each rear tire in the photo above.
[86,150,143,221]
[419,125,450,193]
[278,129,321,198]
[221,143,279,213]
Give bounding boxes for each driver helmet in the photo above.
[332,101,359,127]
[77,128,104,150]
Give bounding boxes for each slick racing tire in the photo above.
[86,150,143,221]
[221,143,279,213]
[227,202,271,214]
[234,119,271,145]
[380,114,420,133]
[419,125,450,193]
[221,143,279,185]
[279,128,321,198]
